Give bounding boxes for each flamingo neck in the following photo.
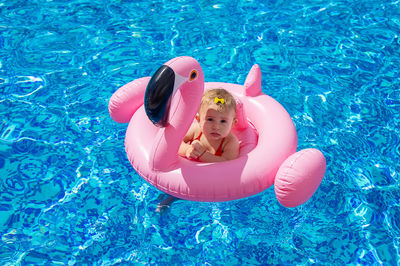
[150,82,204,171]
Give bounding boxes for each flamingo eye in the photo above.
[189,70,197,81]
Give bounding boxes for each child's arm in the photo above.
[178,122,197,157]
[198,135,239,162]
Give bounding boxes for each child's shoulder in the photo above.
[221,132,240,159]
[183,121,200,142]
[189,121,201,134]
[185,121,201,138]
[226,132,239,146]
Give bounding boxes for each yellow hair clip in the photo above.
[214,97,225,104]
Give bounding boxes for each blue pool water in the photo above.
[1,0,399,264]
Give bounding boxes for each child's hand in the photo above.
[185,145,196,159]
[186,140,206,160]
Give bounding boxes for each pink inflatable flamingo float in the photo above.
[109,56,326,207]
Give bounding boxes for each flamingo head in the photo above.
[144,56,204,127]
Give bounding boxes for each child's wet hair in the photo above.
[199,88,236,114]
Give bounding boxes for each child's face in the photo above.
[197,106,236,141]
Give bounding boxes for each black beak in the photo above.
[144,65,175,127]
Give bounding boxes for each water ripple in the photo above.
[0,0,399,264]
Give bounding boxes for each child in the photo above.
[156,88,240,213]
[179,88,240,162]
